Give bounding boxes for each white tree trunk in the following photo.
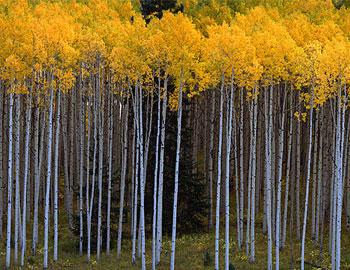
[300,87,314,270]
[53,90,61,261]
[14,95,21,265]
[276,89,287,270]
[21,92,32,266]
[170,76,184,270]
[225,72,234,269]
[209,90,215,230]
[250,87,258,263]
[282,91,293,248]
[214,74,225,270]
[5,92,14,269]
[117,93,129,257]
[156,78,168,264]
[43,83,54,269]
[106,89,114,255]
[96,75,104,260]
[152,81,161,270]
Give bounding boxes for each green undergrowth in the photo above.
[1,213,350,269]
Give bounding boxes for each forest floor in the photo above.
[1,215,350,269]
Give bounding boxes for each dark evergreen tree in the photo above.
[140,0,183,22]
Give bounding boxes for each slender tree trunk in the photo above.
[156,77,168,264]
[96,70,104,260]
[79,78,84,256]
[117,93,129,257]
[132,115,139,264]
[106,88,114,255]
[152,79,161,270]
[214,74,225,270]
[5,92,14,269]
[233,102,241,250]
[301,86,314,270]
[315,109,323,242]
[21,91,32,266]
[311,110,319,239]
[14,95,21,265]
[250,87,258,263]
[43,82,54,269]
[282,91,293,248]
[138,82,146,270]
[0,87,4,240]
[53,90,61,261]
[31,99,41,255]
[296,92,301,240]
[264,85,273,270]
[239,87,244,242]
[209,90,215,230]
[225,72,234,269]
[276,88,287,270]
[170,75,184,270]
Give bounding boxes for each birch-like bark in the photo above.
[315,109,323,242]
[209,90,215,230]
[106,88,114,255]
[43,83,54,269]
[5,92,14,269]
[282,91,293,248]
[311,111,319,239]
[239,87,244,241]
[225,72,234,269]
[152,79,161,270]
[170,75,184,270]
[96,71,104,260]
[250,87,258,263]
[276,89,287,270]
[87,76,98,261]
[0,87,3,240]
[233,103,241,250]
[14,95,21,265]
[215,74,224,270]
[21,91,32,266]
[79,78,84,256]
[156,77,168,264]
[132,115,139,264]
[117,92,129,257]
[264,86,273,270]
[335,85,345,270]
[32,99,42,255]
[301,86,314,270]
[296,92,301,240]
[138,82,146,270]
[53,90,61,261]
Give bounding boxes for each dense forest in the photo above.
[1,0,350,269]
